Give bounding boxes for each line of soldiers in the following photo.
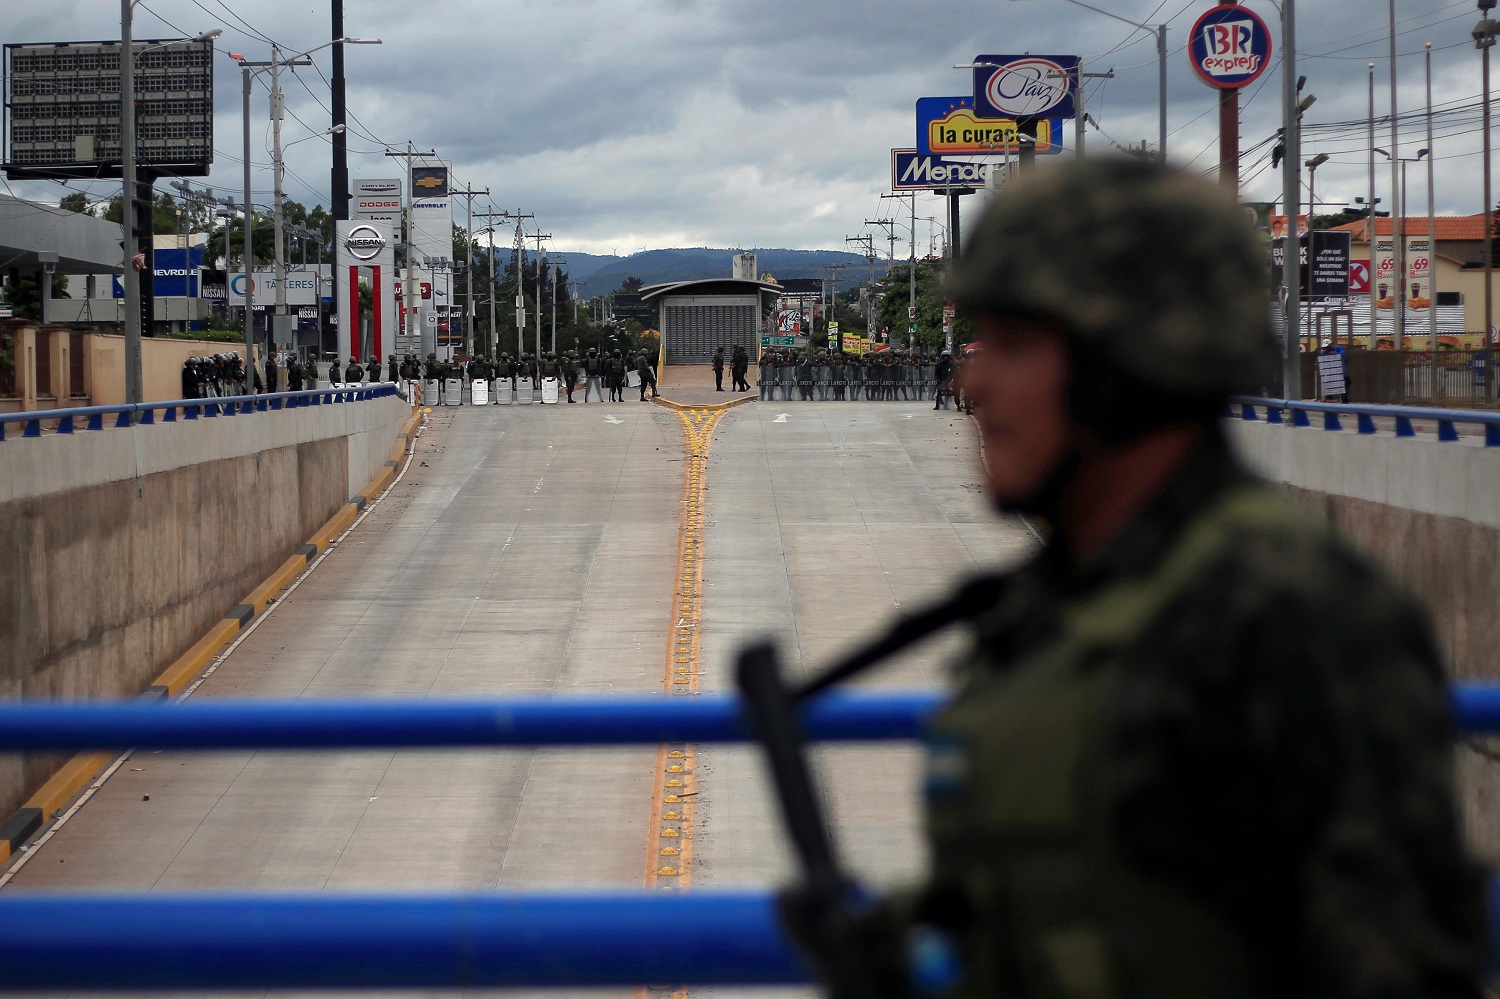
[403,347,657,404]
[179,351,399,401]
[755,349,969,409]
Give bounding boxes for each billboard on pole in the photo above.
[4,39,214,180]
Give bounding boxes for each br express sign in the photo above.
[1188,4,1273,89]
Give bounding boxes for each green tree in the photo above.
[4,273,71,322]
[59,192,91,215]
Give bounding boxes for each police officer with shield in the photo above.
[770,157,1488,999]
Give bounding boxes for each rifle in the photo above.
[734,572,1005,999]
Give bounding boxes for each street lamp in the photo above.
[1476,1,1498,364]
[119,6,221,405]
[1009,0,1166,162]
[1304,152,1329,213]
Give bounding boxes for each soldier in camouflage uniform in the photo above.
[781,156,1488,999]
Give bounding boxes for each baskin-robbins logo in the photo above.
[973,55,1079,120]
[1188,4,1273,89]
[344,223,387,262]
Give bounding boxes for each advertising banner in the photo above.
[1189,5,1273,90]
[776,309,803,335]
[222,267,329,307]
[972,54,1079,120]
[353,178,402,228]
[336,220,397,362]
[917,97,1062,157]
[1373,237,1397,311]
[1307,230,1352,298]
[1405,236,1432,314]
[111,248,202,298]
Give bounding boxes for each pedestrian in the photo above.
[712,346,725,391]
[181,357,200,400]
[758,352,773,401]
[263,349,279,394]
[932,350,954,410]
[387,354,398,384]
[286,352,304,393]
[345,355,364,385]
[779,155,1489,999]
[732,344,749,392]
[584,347,604,402]
[637,350,658,401]
[563,350,580,403]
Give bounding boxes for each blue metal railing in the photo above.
[1232,396,1500,446]
[0,685,1498,750]
[0,383,400,442]
[3,686,1500,990]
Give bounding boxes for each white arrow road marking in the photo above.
[605,416,624,424]
[903,414,913,420]
[772,413,789,423]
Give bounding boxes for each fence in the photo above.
[1294,348,1497,408]
[1,684,1499,990]
[0,383,400,442]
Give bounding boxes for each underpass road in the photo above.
[6,397,1033,999]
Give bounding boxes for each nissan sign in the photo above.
[344,224,387,261]
[973,54,1079,120]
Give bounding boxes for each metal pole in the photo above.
[1282,0,1301,398]
[1390,0,1403,354]
[534,235,543,357]
[330,0,348,222]
[1074,65,1085,158]
[487,225,496,357]
[1486,28,1496,389]
[466,197,474,356]
[1426,42,1438,354]
[271,49,287,350]
[120,0,142,405]
[908,194,916,349]
[1369,63,1379,349]
[550,260,557,353]
[242,65,255,390]
[1157,23,1168,163]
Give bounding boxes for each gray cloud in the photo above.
[3,0,1493,254]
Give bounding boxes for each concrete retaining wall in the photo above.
[1227,419,1500,858]
[0,394,411,821]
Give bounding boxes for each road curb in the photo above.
[0,407,426,863]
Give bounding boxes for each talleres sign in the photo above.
[1188,4,1273,89]
[972,54,1079,121]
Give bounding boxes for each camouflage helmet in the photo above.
[946,156,1275,396]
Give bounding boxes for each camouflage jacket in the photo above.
[937,441,1487,998]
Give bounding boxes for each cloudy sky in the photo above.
[3,1,1492,256]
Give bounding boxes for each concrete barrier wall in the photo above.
[1227,419,1500,859]
[0,394,411,821]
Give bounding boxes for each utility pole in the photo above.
[1389,0,1402,355]
[239,48,311,350]
[532,230,552,358]
[477,209,534,356]
[450,185,489,357]
[864,220,899,342]
[846,234,877,343]
[881,192,918,349]
[384,143,436,358]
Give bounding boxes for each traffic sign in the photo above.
[1188,5,1273,90]
[426,312,438,326]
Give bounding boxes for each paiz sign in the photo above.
[972,54,1079,120]
[1189,4,1273,89]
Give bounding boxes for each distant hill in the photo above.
[543,247,889,295]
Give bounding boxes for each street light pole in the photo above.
[1478,1,1497,375]
[120,0,141,405]
[1426,42,1438,354]
[1390,0,1403,354]
[1281,0,1301,398]
[242,64,254,385]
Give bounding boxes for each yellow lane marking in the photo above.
[637,404,727,999]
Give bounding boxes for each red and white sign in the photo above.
[1349,259,1371,295]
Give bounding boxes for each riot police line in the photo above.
[395,348,656,407]
[754,349,966,409]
